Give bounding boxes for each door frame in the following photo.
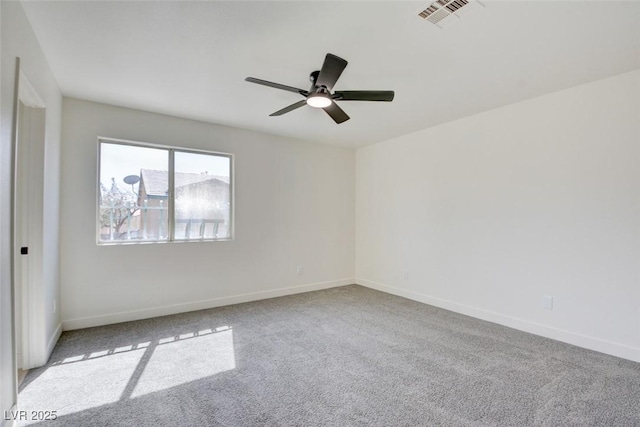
[11,58,47,381]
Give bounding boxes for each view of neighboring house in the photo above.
[139,169,231,240]
[100,169,230,241]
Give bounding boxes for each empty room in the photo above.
[1,0,639,426]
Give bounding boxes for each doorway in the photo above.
[13,69,46,378]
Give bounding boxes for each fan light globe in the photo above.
[306,94,332,109]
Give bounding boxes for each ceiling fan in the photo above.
[245,53,394,124]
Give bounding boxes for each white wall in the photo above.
[1,0,62,420]
[356,70,640,362]
[0,5,7,424]
[60,98,355,329]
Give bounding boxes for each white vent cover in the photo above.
[418,0,483,27]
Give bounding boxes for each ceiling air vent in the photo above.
[418,0,483,28]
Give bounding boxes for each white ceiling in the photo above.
[21,1,640,147]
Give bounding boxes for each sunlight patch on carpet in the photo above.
[17,348,145,424]
[131,327,235,398]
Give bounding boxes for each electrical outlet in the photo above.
[296,265,303,276]
[53,299,57,314]
[542,295,553,310]
[403,270,409,280]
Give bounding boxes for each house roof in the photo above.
[139,169,229,197]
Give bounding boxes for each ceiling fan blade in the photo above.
[323,101,350,124]
[333,90,395,102]
[269,100,308,116]
[245,77,309,96]
[316,54,348,91]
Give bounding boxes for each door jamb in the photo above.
[11,58,47,396]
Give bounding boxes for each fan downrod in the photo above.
[309,71,320,87]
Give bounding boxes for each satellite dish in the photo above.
[123,175,140,185]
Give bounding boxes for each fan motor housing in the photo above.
[309,72,330,95]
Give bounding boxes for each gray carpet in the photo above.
[18,285,640,426]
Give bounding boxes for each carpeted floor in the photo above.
[18,285,640,426]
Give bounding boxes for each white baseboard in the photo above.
[46,323,62,360]
[357,278,640,364]
[62,278,354,331]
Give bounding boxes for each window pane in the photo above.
[99,143,168,242]
[173,151,231,240]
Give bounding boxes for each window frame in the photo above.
[96,136,234,245]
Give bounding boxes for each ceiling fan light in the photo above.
[306,94,332,108]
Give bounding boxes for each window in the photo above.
[98,138,232,244]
